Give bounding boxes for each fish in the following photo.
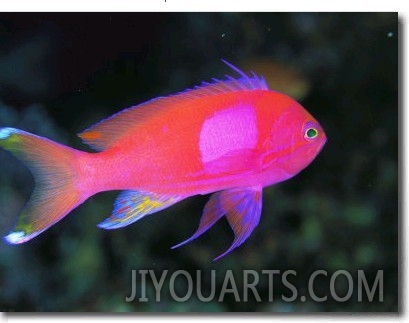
[0,60,326,260]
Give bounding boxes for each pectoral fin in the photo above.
[172,187,262,261]
[98,190,184,229]
[203,149,261,175]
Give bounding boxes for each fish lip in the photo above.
[319,135,327,152]
[310,137,326,157]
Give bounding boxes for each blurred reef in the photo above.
[0,13,398,312]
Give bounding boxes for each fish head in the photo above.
[261,96,327,181]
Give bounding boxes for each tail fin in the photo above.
[0,127,86,244]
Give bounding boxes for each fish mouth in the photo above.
[307,137,326,159]
[317,135,327,153]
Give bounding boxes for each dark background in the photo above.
[0,13,398,312]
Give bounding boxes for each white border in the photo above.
[0,4,405,323]
[0,315,404,323]
[0,1,404,12]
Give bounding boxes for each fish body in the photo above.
[80,90,314,194]
[0,61,326,260]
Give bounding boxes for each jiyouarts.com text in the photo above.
[125,269,383,303]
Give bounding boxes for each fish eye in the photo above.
[305,127,318,140]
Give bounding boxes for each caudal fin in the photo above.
[0,127,86,244]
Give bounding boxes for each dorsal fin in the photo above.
[78,97,174,151]
[78,60,269,151]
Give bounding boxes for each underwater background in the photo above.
[0,13,398,312]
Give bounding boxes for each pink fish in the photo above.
[0,60,326,260]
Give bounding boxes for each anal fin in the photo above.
[98,190,184,229]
